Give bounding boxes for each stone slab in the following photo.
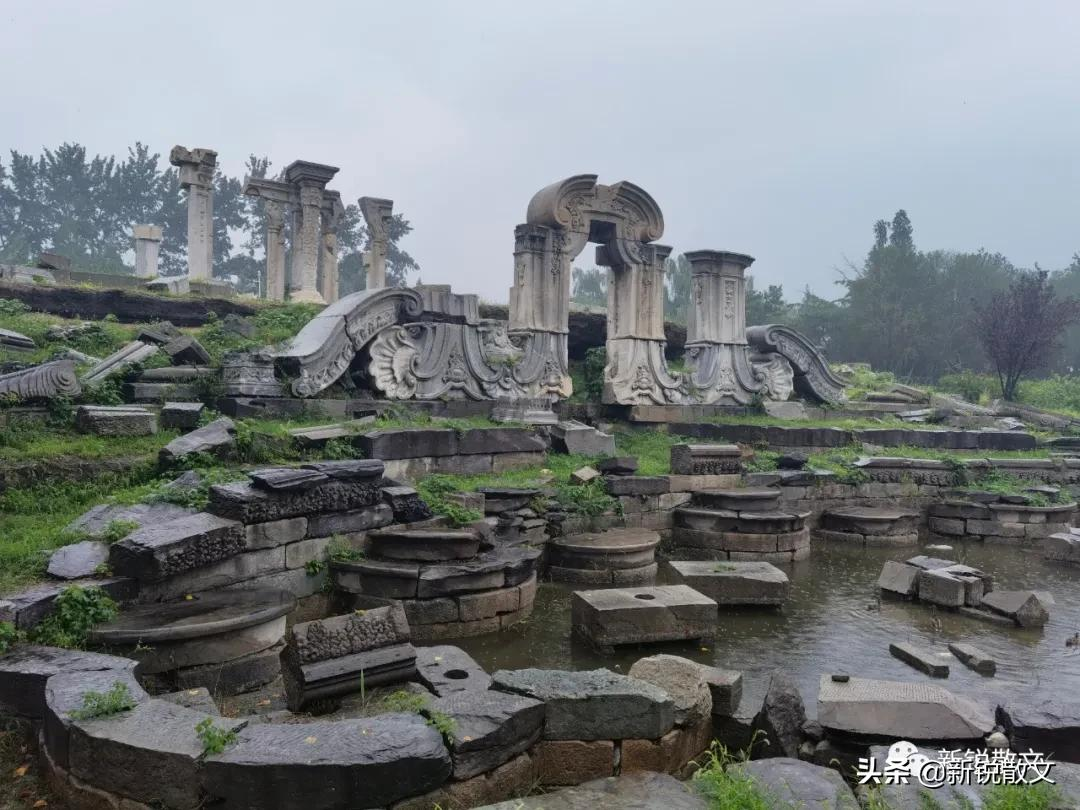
[415,644,492,696]
[889,642,951,677]
[109,511,245,581]
[492,668,675,741]
[665,560,789,606]
[429,689,545,779]
[571,585,718,648]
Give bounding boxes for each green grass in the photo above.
[69,682,137,720]
[0,422,177,462]
[692,742,776,809]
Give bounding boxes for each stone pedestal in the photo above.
[285,161,339,304]
[360,197,393,290]
[132,224,163,279]
[169,146,217,282]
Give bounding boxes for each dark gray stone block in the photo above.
[997,701,1080,764]
[0,646,136,719]
[46,540,109,580]
[109,511,245,581]
[207,479,382,524]
[159,416,236,464]
[492,667,675,741]
[415,644,492,696]
[202,714,452,810]
[248,466,330,492]
[733,758,859,809]
[429,689,545,778]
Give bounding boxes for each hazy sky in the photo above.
[3,1,1079,301]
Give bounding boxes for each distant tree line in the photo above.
[571,210,1080,387]
[0,142,418,295]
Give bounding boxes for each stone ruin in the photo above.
[276,174,844,407]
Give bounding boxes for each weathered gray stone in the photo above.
[163,334,212,365]
[0,326,34,350]
[691,487,782,511]
[415,645,492,696]
[549,528,660,577]
[158,686,220,714]
[207,478,382,523]
[492,668,675,741]
[916,568,966,608]
[110,511,244,581]
[817,675,993,741]
[604,475,670,496]
[82,340,158,384]
[570,466,601,484]
[245,517,308,550]
[1044,531,1080,565]
[3,577,137,630]
[698,664,743,716]
[753,671,806,759]
[301,458,385,480]
[596,457,638,475]
[474,772,708,809]
[65,501,197,541]
[75,404,157,436]
[44,666,148,768]
[997,701,1080,764]
[308,503,394,537]
[0,646,136,719]
[160,400,205,430]
[627,654,712,728]
[382,485,434,523]
[669,444,742,476]
[249,466,330,492]
[571,585,718,649]
[947,642,996,675]
[369,527,482,562]
[476,486,540,513]
[980,589,1051,627]
[429,689,545,778]
[889,642,951,677]
[665,560,789,606]
[551,420,616,456]
[417,547,541,598]
[159,416,236,464]
[203,714,451,809]
[46,540,109,579]
[733,758,859,809]
[69,698,240,808]
[878,560,920,598]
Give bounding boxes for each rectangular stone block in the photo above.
[456,427,546,455]
[669,444,742,476]
[110,512,244,581]
[927,516,965,536]
[535,740,614,786]
[208,480,382,524]
[666,474,742,492]
[571,585,718,648]
[916,569,966,608]
[666,560,789,606]
[605,476,670,496]
[285,536,334,569]
[307,503,394,537]
[135,547,286,602]
[245,517,308,550]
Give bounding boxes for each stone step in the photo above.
[690,488,782,512]
[367,528,483,562]
[674,507,808,534]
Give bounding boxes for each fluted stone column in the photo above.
[132,224,162,279]
[242,177,294,301]
[320,192,344,303]
[169,146,217,281]
[359,196,393,290]
[284,160,339,304]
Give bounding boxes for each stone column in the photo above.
[359,197,393,289]
[242,177,294,302]
[284,161,339,304]
[169,146,217,281]
[132,224,163,279]
[685,250,753,345]
[264,201,287,301]
[320,192,344,303]
[683,250,767,405]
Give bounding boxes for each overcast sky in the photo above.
[4,1,1079,301]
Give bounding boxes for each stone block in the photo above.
[109,512,244,581]
[571,585,718,649]
[159,417,236,464]
[430,689,545,779]
[203,715,451,809]
[308,503,394,537]
[997,702,1080,765]
[415,645,492,696]
[160,401,205,431]
[492,668,675,741]
[471,771,710,809]
[627,654,712,728]
[133,547,286,602]
[46,540,109,580]
[948,642,996,675]
[733,759,859,810]
[457,427,546,455]
[927,516,966,536]
[551,420,616,456]
[981,590,1051,627]
[75,405,156,436]
[382,485,434,523]
[163,335,211,365]
[889,641,951,677]
[878,561,919,598]
[669,444,742,476]
[604,475,670,496]
[534,740,614,786]
[817,675,993,741]
[207,478,382,524]
[916,569,966,608]
[665,560,789,606]
[244,517,308,550]
[0,646,137,720]
[698,664,743,716]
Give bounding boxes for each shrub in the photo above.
[30,585,117,649]
[0,621,21,654]
[938,370,994,404]
[69,682,137,720]
[195,717,237,755]
[101,519,139,543]
[692,742,775,809]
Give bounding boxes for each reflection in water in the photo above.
[450,542,1080,716]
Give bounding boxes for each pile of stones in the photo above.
[330,518,541,641]
[878,554,1053,627]
[927,490,1076,545]
[671,486,811,562]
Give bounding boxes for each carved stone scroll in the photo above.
[0,359,81,401]
[747,324,847,403]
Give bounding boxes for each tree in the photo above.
[972,270,1080,400]
[746,279,789,325]
[571,267,607,308]
[664,254,691,324]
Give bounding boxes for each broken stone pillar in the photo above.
[169,146,217,281]
[132,225,163,279]
[284,160,339,304]
[684,250,784,405]
[320,191,344,303]
[359,196,393,290]
[242,177,293,301]
[601,241,682,404]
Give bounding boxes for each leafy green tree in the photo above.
[746,279,789,325]
[663,254,691,324]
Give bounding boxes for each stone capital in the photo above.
[284,160,339,188]
[132,224,163,242]
[169,145,217,189]
[685,250,755,277]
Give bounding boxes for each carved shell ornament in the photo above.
[368,326,420,399]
